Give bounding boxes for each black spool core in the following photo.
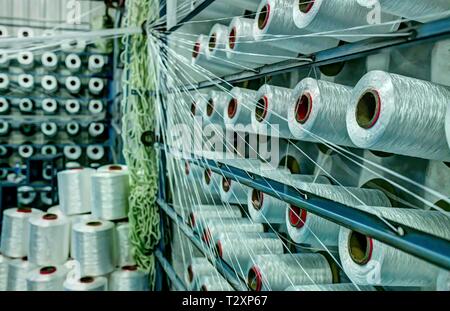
[348,231,372,265]
[298,0,315,13]
[258,4,270,30]
[255,97,267,123]
[355,90,381,129]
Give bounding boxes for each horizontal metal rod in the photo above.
[175,153,450,271]
[154,249,187,291]
[176,17,450,91]
[157,199,248,291]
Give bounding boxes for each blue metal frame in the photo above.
[158,199,248,291]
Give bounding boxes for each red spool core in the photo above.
[251,189,264,211]
[295,93,313,124]
[17,207,32,213]
[193,42,200,58]
[258,4,271,30]
[122,265,138,271]
[228,98,238,119]
[216,241,223,258]
[42,213,58,220]
[222,177,231,192]
[108,165,122,171]
[184,162,190,175]
[87,221,102,227]
[288,205,307,228]
[80,276,95,283]
[204,169,212,185]
[40,266,57,275]
[229,27,237,49]
[248,266,262,291]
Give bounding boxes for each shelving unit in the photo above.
[155,0,450,291]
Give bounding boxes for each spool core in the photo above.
[108,165,122,171]
[355,90,381,129]
[248,266,262,291]
[190,102,196,116]
[188,212,195,227]
[288,205,307,228]
[184,162,190,175]
[215,241,223,258]
[43,213,58,220]
[229,27,237,49]
[87,221,102,227]
[80,276,94,283]
[209,33,216,51]
[187,265,194,282]
[251,189,263,210]
[348,231,373,265]
[206,99,214,117]
[193,42,200,58]
[295,93,312,124]
[17,207,32,213]
[258,4,270,30]
[40,266,57,275]
[222,177,231,192]
[228,98,238,119]
[255,96,268,122]
[298,0,315,13]
[122,265,138,271]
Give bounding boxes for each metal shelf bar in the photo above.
[173,152,450,271]
[157,199,248,291]
[154,249,187,291]
[176,17,450,91]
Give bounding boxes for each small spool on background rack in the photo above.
[0,52,9,68]
[247,188,287,224]
[28,213,70,265]
[57,168,93,215]
[88,55,106,73]
[65,53,82,72]
[41,122,58,138]
[0,207,43,258]
[17,52,34,69]
[220,175,249,204]
[203,91,229,125]
[186,257,218,290]
[65,99,81,114]
[109,265,149,291]
[19,98,35,114]
[65,77,81,94]
[41,75,59,93]
[61,39,87,53]
[201,168,223,202]
[17,27,34,38]
[88,122,105,138]
[20,123,37,137]
[86,145,105,161]
[88,78,105,95]
[26,265,68,291]
[41,144,58,155]
[66,121,81,136]
[18,74,34,92]
[17,186,37,205]
[41,51,58,71]
[42,98,58,114]
[18,144,35,159]
[192,34,232,75]
[88,100,104,114]
[63,275,108,291]
[63,145,82,161]
[7,257,36,291]
[72,220,115,276]
[247,253,334,291]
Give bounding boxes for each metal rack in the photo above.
[155,0,450,290]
